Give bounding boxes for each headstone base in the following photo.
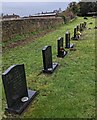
[5,89,37,114]
[43,63,58,73]
[70,44,74,48]
[71,37,78,40]
[65,44,74,48]
[57,51,68,58]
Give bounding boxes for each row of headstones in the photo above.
[42,21,87,73]
[2,21,87,115]
[72,21,87,40]
[42,32,74,74]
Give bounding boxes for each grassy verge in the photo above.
[2,17,96,118]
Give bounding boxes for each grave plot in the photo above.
[42,46,58,73]
[2,64,37,114]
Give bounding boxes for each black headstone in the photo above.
[57,37,67,58]
[65,31,74,48]
[71,27,78,40]
[42,46,58,73]
[80,23,83,31]
[81,22,85,31]
[82,23,84,30]
[2,64,37,114]
[74,27,77,38]
[76,25,79,31]
[84,22,87,28]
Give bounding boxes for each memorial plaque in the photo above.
[2,64,37,114]
[65,31,74,48]
[42,46,58,73]
[57,37,67,58]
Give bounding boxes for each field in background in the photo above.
[2,17,95,118]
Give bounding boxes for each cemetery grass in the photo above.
[2,17,95,118]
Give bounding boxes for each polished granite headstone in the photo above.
[77,25,80,31]
[82,23,84,30]
[84,22,87,28]
[2,64,37,114]
[57,37,67,58]
[71,27,78,40]
[80,23,83,31]
[42,46,58,73]
[65,31,74,48]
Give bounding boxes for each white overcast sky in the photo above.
[1,0,80,2]
[0,0,79,16]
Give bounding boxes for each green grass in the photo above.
[2,17,95,119]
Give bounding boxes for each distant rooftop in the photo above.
[1,8,63,20]
[2,14,20,20]
[31,12,56,17]
[29,8,62,18]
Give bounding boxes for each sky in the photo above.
[1,0,80,2]
[1,0,81,17]
[2,2,71,17]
